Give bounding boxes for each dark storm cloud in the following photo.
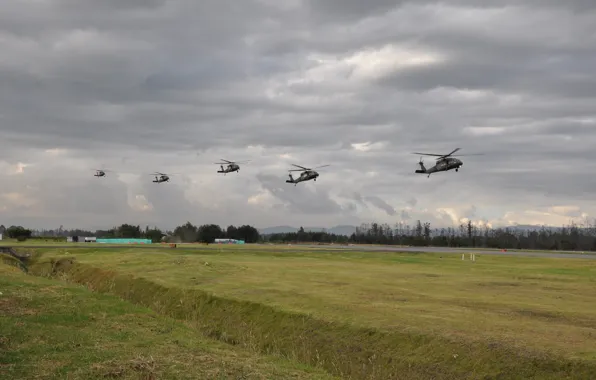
[0,0,595,229]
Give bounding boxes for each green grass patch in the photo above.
[0,262,335,380]
[0,253,27,272]
[24,247,596,379]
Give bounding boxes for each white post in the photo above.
[462,253,465,260]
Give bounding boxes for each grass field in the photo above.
[0,261,335,380]
[2,238,596,257]
[8,245,596,379]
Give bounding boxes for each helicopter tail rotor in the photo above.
[415,157,426,173]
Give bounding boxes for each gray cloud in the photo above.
[400,210,411,220]
[364,196,396,216]
[256,173,344,215]
[1,1,595,230]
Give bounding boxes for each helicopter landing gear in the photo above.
[456,168,459,172]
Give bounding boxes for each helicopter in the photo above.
[93,169,112,177]
[285,164,330,186]
[150,172,171,183]
[412,148,483,178]
[215,159,250,175]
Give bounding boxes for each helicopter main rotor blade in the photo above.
[312,164,330,169]
[215,159,251,164]
[291,164,309,170]
[150,172,177,176]
[443,148,461,157]
[412,152,445,157]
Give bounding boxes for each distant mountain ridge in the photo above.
[258,224,571,236]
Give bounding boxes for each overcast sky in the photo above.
[1,1,595,231]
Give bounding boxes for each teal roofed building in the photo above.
[96,238,152,244]
[214,238,245,244]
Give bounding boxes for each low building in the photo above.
[214,238,245,244]
[68,236,97,242]
[96,238,152,244]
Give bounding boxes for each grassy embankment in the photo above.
[0,258,335,379]
[22,245,596,379]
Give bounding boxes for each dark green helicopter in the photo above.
[286,164,330,185]
[215,159,251,175]
[413,148,483,178]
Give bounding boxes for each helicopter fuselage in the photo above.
[94,171,105,177]
[153,175,170,183]
[218,164,240,174]
[416,157,463,176]
[286,170,319,185]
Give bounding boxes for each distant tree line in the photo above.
[165,222,260,244]
[348,220,596,250]
[0,225,33,241]
[260,220,596,251]
[6,222,261,244]
[6,218,596,251]
[262,226,350,244]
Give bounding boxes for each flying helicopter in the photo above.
[150,172,172,183]
[93,169,112,178]
[412,148,483,178]
[215,159,251,175]
[285,164,330,186]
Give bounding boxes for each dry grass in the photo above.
[0,263,335,380]
[25,246,596,379]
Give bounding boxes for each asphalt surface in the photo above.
[5,243,595,259]
[296,244,596,259]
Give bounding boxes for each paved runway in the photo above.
[296,244,596,259]
[4,243,595,259]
